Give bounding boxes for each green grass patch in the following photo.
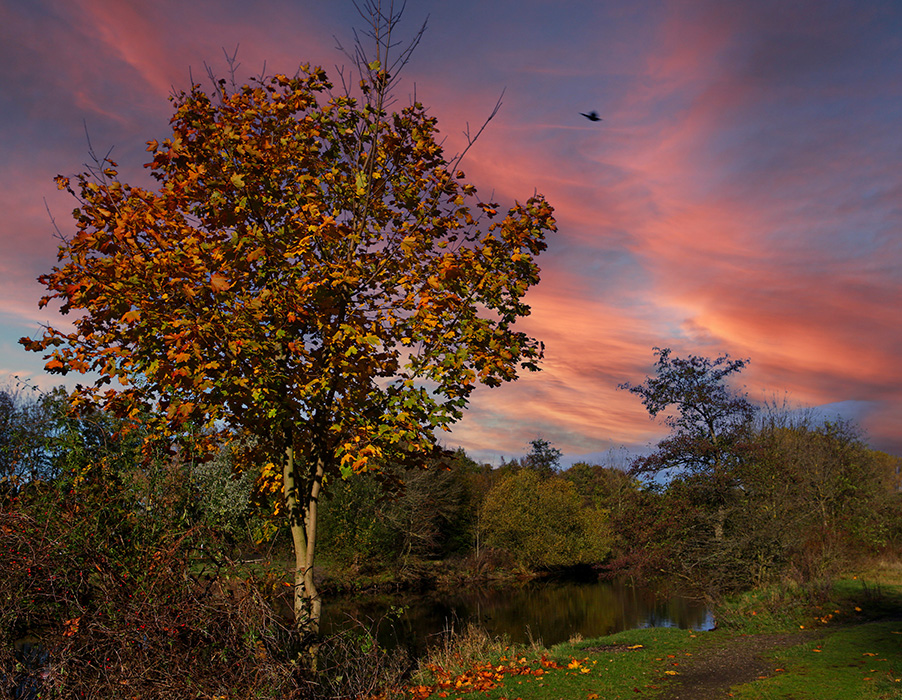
[727,620,902,699]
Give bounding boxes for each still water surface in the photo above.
[321,578,713,654]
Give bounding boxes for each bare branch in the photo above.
[223,45,241,88]
[448,89,505,174]
[43,197,68,245]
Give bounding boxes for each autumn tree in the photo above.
[563,458,640,516]
[743,412,901,581]
[479,470,611,569]
[21,4,555,638]
[498,437,562,477]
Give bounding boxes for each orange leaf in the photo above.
[210,273,231,292]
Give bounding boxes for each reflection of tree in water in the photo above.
[321,580,711,654]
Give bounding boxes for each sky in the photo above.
[1,0,900,465]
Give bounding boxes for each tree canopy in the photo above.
[620,347,756,480]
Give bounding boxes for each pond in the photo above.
[321,577,713,655]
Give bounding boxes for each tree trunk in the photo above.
[283,446,323,642]
[714,505,725,542]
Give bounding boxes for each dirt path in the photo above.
[659,632,815,699]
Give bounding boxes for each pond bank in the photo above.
[407,573,902,699]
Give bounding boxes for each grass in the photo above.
[726,621,902,699]
[721,572,902,699]
[547,628,710,699]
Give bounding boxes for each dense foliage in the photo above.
[479,470,611,568]
[0,389,311,699]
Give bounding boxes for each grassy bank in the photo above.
[402,570,902,700]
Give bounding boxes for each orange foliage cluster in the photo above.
[401,654,565,699]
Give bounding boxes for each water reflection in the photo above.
[321,579,713,655]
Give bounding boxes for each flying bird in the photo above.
[580,111,602,122]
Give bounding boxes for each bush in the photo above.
[0,458,314,699]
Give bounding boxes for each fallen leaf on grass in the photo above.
[539,654,563,669]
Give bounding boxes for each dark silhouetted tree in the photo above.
[620,348,756,542]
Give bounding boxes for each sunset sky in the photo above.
[2,0,900,464]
